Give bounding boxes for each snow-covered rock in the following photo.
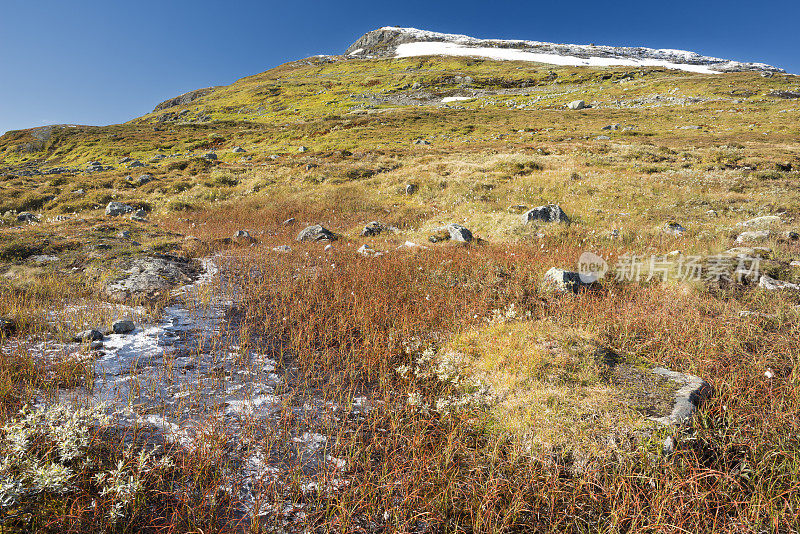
[346,27,784,74]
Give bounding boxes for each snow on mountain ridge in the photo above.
[346,27,783,74]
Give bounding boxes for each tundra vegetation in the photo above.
[0,54,799,532]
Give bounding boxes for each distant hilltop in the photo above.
[346,27,785,75]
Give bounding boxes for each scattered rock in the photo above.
[446,223,473,243]
[17,212,39,223]
[104,255,196,302]
[650,367,712,425]
[297,224,336,242]
[361,221,386,237]
[566,100,586,110]
[105,202,136,217]
[736,215,781,228]
[663,222,686,236]
[542,267,596,294]
[0,318,15,336]
[521,204,570,224]
[736,230,770,243]
[357,244,383,257]
[759,274,800,291]
[112,320,136,335]
[74,329,103,342]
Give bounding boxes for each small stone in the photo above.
[567,100,586,110]
[357,244,382,256]
[785,231,799,241]
[282,218,296,226]
[405,184,417,195]
[118,230,131,238]
[112,320,135,334]
[596,135,611,140]
[233,230,251,239]
[202,152,218,160]
[272,245,291,253]
[298,146,308,153]
[232,146,246,153]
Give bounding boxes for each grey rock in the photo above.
[105,202,136,217]
[202,152,218,161]
[602,124,620,131]
[298,146,308,153]
[663,222,686,236]
[446,223,473,243]
[282,218,296,226]
[297,224,336,242]
[405,184,417,195]
[17,212,39,223]
[521,204,570,224]
[112,320,136,335]
[127,160,145,168]
[135,174,154,185]
[736,230,770,243]
[89,341,104,350]
[153,86,218,112]
[105,254,196,302]
[272,245,292,253]
[542,267,596,293]
[74,329,103,342]
[232,146,246,153]
[413,139,430,145]
[361,221,386,237]
[567,100,586,110]
[785,231,799,241]
[233,230,251,239]
[759,274,800,291]
[650,367,712,426]
[736,215,781,228]
[596,135,610,140]
[118,230,131,238]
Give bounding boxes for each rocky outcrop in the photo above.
[153,87,219,112]
[345,27,784,73]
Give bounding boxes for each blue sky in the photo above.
[1,0,797,135]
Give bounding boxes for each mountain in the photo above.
[346,27,784,74]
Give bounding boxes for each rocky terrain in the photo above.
[0,27,799,533]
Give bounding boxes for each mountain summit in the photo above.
[346,27,784,74]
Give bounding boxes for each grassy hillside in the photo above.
[1,55,800,532]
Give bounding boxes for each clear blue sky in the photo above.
[1,0,797,135]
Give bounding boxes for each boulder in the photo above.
[446,223,473,243]
[105,202,136,217]
[521,204,570,224]
[112,320,136,334]
[542,267,596,294]
[297,224,336,242]
[567,100,586,110]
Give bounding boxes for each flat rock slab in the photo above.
[105,254,198,302]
